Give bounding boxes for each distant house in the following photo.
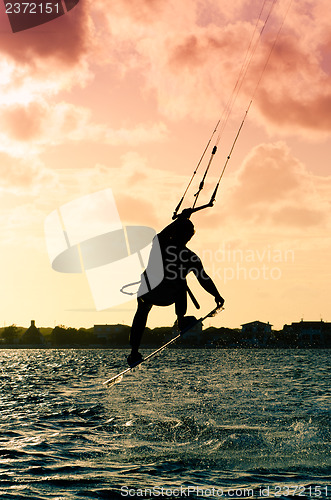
[94,324,113,341]
[21,320,45,345]
[241,320,272,346]
[283,320,331,347]
[93,324,130,345]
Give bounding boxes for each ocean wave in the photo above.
[0,349,330,499]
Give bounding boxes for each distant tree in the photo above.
[1,324,20,344]
[104,325,131,346]
[77,328,97,345]
[51,326,79,346]
[145,326,171,345]
[39,328,53,343]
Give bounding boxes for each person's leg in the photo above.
[129,297,153,354]
[175,287,187,330]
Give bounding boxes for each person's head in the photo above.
[173,218,195,245]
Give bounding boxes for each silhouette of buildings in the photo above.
[0,318,330,348]
[240,320,272,347]
[283,320,331,347]
[94,324,113,341]
[21,320,45,345]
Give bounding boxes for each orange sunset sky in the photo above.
[0,0,330,331]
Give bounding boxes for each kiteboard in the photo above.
[103,305,223,387]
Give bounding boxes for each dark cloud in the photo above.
[168,25,247,71]
[251,33,331,133]
[257,90,331,132]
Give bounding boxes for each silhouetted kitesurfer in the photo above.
[127,217,224,366]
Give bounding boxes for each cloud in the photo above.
[256,88,331,136]
[0,202,48,247]
[51,151,186,230]
[0,152,55,193]
[92,0,331,136]
[225,142,330,229]
[231,142,304,205]
[251,25,331,136]
[163,3,331,134]
[1,102,47,141]
[116,194,158,227]
[2,0,330,139]
[271,205,323,227]
[73,118,168,146]
[107,0,167,24]
[0,100,168,155]
[0,1,93,118]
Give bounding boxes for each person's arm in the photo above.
[194,260,224,307]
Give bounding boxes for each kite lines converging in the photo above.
[172,0,293,221]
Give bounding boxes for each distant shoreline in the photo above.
[1,345,330,350]
[1,321,330,349]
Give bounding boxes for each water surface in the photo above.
[0,349,330,499]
